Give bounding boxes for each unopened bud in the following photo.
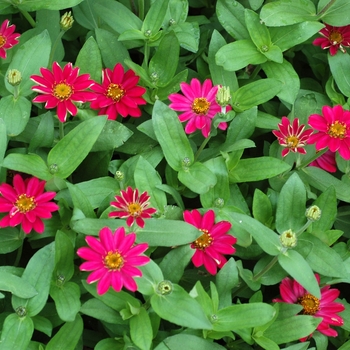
[157,280,173,295]
[60,11,74,31]
[280,229,297,248]
[216,85,231,107]
[115,171,124,181]
[305,205,321,222]
[15,306,27,317]
[7,69,22,86]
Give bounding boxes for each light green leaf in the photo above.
[0,271,37,298]
[130,308,153,350]
[18,0,83,11]
[142,0,169,35]
[329,51,350,98]
[318,0,350,26]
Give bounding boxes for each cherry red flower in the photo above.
[0,19,20,59]
[90,63,146,120]
[313,23,350,56]
[30,61,96,122]
[109,187,157,228]
[273,117,313,157]
[309,150,337,173]
[0,174,59,234]
[273,274,344,339]
[184,209,236,275]
[308,105,350,160]
[168,78,228,138]
[77,227,150,295]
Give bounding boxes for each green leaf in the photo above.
[32,315,52,337]
[50,282,81,322]
[0,271,37,298]
[278,249,320,298]
[262,59,300,104]
[45,314,83,350]
[12,243,55,317]
[215,40,267,72]
[318,0,350,26]
[208,30,238,91]
[252,189,273,227]
[149,31,180,87]
[260,0,317,26]
[152,100,194,171]
[230,212,281,256]
[253,336,279,350]
[170,22,199,53]
[18,0,83,11]
[0,96,31,137]
[142,0,169,35]
[47,116,107,179]
[151,284,212,330]
[178,161,217,194]
[264,314,321,344]
[2,153,51,180]
[136,259,164,296]
[231,79,283,112]
[0,227,22,254]
[28,112,55,152]
[275,173,306,233]
[134,156,167,212]
[67,182,96,219]
[95,28,131,70]
[213,303,276,331]
[229,157,291,182]
[329,51,350,98]
[216,0,249,40]
[0,314,34,350]
[245,9,271,52]
[130,308,153,350]
[75,36,102,82]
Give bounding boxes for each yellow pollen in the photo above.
[328,121,347,139]
[0,34,6,48]
[286,135,299,148]
[104,251,124,270]
[329,30,343,44]
[106,83,125,101]
[53,82,73,101]
[128,202,142,217]
[193,229,213,250]
[297,293,320,315]
[192,97,210,115]
[15,194,36,213]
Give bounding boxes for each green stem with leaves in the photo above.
[20,10,36,28]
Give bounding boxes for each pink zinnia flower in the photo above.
[313,23,350,56]
[308,105,350,160]
[77,227,150,295]
[273,274,344,339]
[169,78,228,138]
[0,174,59,234]
[109,187,157,228]
[309,150,337,173]
[184,209,236,275]
[90,63,146,120]
[272,117,313,157]
[30,61,96,122]
[0,19,20,59]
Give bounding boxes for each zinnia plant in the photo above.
[77,226,150,295]
[0,174,59,234]
[90,63,147,120]
[30,61,96,122]
[273,274,345,339]
[184,209,236,275]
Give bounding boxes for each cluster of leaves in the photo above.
[1,0,350,349]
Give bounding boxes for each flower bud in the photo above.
[305,205,322,222]
[215,85,231,107]
[60,11,74,31]
[280,229,297,248]
[7,69,22,86]
[16,306,27,317]
[157,280,173,295]
[115,171,124,181]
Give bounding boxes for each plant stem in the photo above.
[296,148,327,169]
[295,220,312,236]
[194,136,211,162]
[20,10,36,28]
[49,30,65,67]
[317,0,337,17]
[14,230,25,267]
[59,121,65,140]
[252,254,279,282]
[138,0,145,20]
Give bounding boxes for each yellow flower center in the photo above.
[286,135,299,148]
[15,194,36,213]
[328,121,347,139]
[297,293,320,315]
[192,98,210,115]
[104,251,124,270]
[128,202,142,217]
[0,34,6,48]
[107,83,125,102]
[53,82,73,101]
[193,229,213,250]
[329,30,343,45]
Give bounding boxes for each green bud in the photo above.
[60,11,74,31]
[156,280,173,295]
[215,85,231,107]
[305,205,322,222]
[7,69,22,86]
[15,306,27,317]
[280,229,297,248]
[115,171,124,181]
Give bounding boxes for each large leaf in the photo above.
[0,271,37,298]
[318,0,350,26]
[329,52,350,98]
[18,0,83,11]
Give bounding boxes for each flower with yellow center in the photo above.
[53,82,73,101]
[328,121,347,139]
[298,293,320,315]
[193,229,213,250]
[106,83,125,102]
[104,251,124,270]
[11,194,36,216]
[192,97,211,115]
